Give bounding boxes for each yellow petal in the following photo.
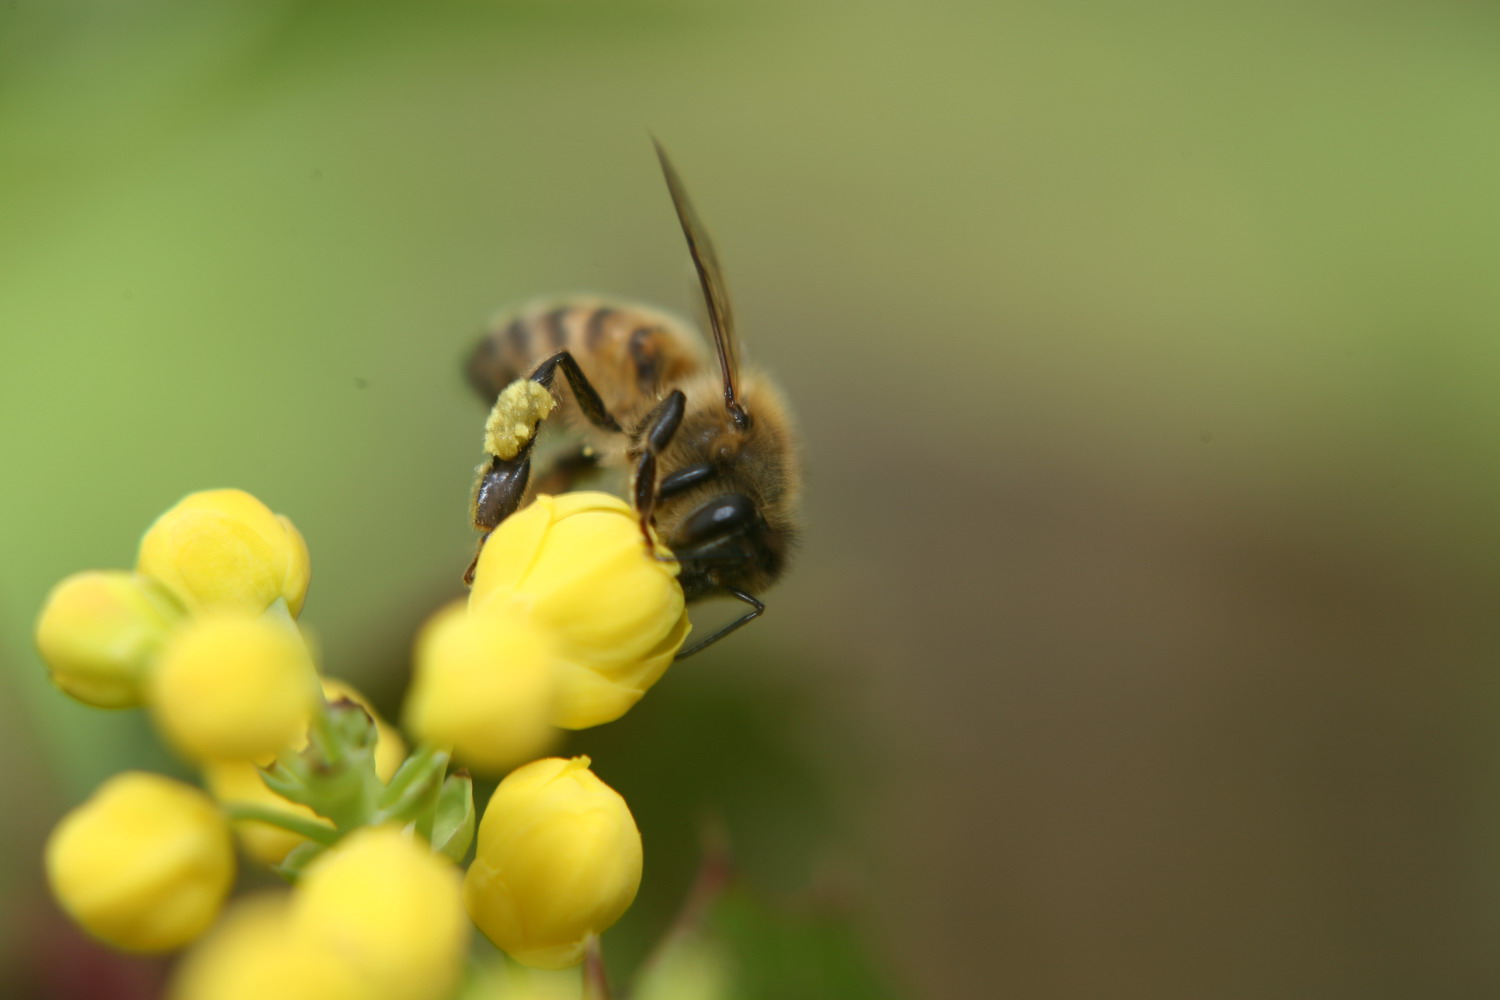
[469,494,555,599]
[468,492,690,729]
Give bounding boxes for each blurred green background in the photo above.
[6,1,1500,997]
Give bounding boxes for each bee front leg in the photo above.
[465,451,532,584]
[632,390,686,547]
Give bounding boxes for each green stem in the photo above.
[583,935,612,1000]
[224,804,340,846]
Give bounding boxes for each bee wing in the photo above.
[653,138,747,423]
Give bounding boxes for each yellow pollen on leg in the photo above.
[484,380,557,459]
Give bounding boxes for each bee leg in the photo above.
[466,354,624,585]
[463,545,483,586]
[632,390,687,546]
[528,351,624,434]
[674,588,764,659]
[465,451,533,584]
[478,352,621,522]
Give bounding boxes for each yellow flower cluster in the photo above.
[37,490,406,952]
[37,489,319,761]
[38,485,680,984]
[405,491,674,963]
[407,491,691,771]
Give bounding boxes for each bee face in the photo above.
[668,492,789,602]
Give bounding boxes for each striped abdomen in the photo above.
[466,299,707,423]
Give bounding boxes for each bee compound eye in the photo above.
[674,493,758,550]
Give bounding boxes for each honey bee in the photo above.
[463,141,801,657]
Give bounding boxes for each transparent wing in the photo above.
[652,138,747,423]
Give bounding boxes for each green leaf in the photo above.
[430,770,476,864]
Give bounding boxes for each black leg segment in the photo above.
[633,390,686,544]
[674,588,764,659]
[473,453,533,532]
[529,351,624,434]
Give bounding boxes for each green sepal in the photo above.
[429,770,476,864]
[257,750,312,803]
[373,744,449,827]
[257,697,385,831]
[319,694,380,759]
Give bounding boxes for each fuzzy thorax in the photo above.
[483,381,556,460]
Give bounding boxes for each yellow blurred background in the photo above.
[5,1,1500,997]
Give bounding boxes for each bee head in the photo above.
[667,492,784,600]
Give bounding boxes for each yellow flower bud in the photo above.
[45,772,235,953]
[169,894,364,1000]
[465,756,643,969]
[149,613,319,762]
[292,827,467,1000]
[138,489,311,617]
[470,493,691,729]
[35,570,185,708]
[203,679,406,865]
[405,602,559,776]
